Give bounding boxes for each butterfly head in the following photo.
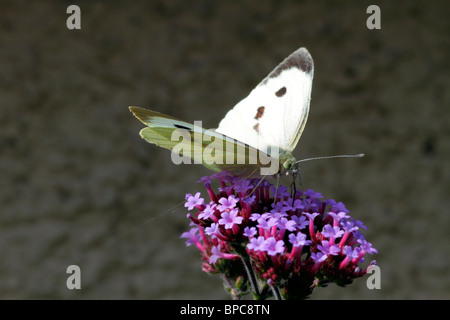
[279,151,299,178]
[278,151,302,201]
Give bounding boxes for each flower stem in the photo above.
[271,285,283,300]
[240,254,262,299]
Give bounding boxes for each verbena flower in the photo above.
[181,171,377,300]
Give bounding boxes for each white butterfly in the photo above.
[130,47,314,180]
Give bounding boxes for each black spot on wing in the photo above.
[275,87,287,97]
[174,124,191,131]
[254,106,265,120]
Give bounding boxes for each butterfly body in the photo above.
[130,47,314,178]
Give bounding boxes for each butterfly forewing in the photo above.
[216,47,314,156]
[132,107,275,176]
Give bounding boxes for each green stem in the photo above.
[221,274,240,300]
[271,285,283,300]
[240,255,262,299]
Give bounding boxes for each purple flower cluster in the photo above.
[180,171,377,299]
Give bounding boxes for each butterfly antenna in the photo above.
[295,153,364,164]
[117,201,185,239]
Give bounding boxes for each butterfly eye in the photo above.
[275,87,287,97]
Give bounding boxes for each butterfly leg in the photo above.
[290,180,296,204]
[290,169,302,205]
[244,175,266,199]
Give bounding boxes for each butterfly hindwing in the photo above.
[130,106,274,176]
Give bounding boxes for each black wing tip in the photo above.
[292,47,314,74]
[267,47,314,80]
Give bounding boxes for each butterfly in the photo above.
[130,47,314,183]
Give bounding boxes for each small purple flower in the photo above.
[303,212,319,221]
[277,217,297,232]
[271,201,289,214]
[242,195,256,205]
[353,230,365,242]
[281,200,295,212]
[291,215,309,230]
[321,225,344,239]
[270,185,290,199]
[247,236,266,251]
[339,246,362,270]
[292,199,305,210]
[250,212,270,221]
[219,185,235,194]
[270,211,288,220]
[243,226,257,238]
[185,192,205,210]
[209,244,240,264]
[205,223,219,237]
[340,218,359,232]
[302,212,320,242]
[284,198,305,212]
[343,246,360,259]
[355,219,368,230]
[327,211,350,224]
[209,245,222,264]
[288,232,311,247]
[217,195,239,211]
[311,252,328,263]
[234,179,253,194]
[197,176,211,184]
[329,201,349,214]
[219,209,243,229]
[180,227,200,247]
[257,217,278,231]
[358,239,378,255]
[318,240,341,256]
[264,237,285,256]
[304,189,323,199]
[198,202,217,220]
[210,171,231,180]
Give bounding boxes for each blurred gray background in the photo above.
[0,0,448,299]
